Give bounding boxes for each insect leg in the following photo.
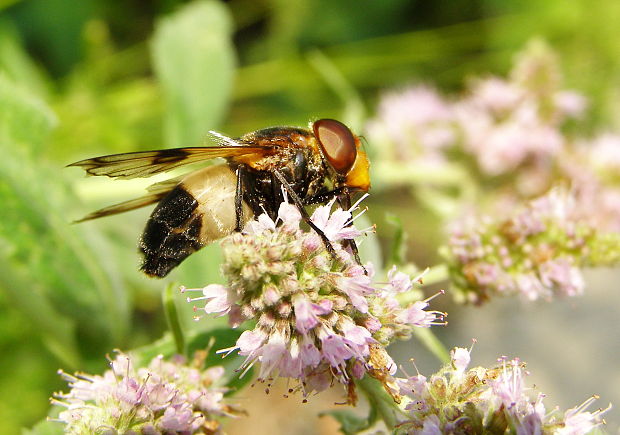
[272,170,338,260]
[302,187,347,205]
[235,165,246,231]
[337,192,365,269]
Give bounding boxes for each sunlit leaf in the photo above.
[151,0,236,147]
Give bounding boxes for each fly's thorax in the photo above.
[234,128,318,172]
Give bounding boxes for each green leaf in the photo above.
[130,332,178,366]
[131,327,254,395]
[151,0,236,147]
[0,260,80,368]
[0,74,130,358]
[321,409,372,435]
[21,416,63,435]
[186,327,239,362]
[0,0,21,11]
[186,327,254,394]
[385,213,407,266]
[324,375,401,434]
[0,74,56,149]
[0,21,50,98]
[355,375,400,431]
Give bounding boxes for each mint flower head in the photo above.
[365,85,456,169]
[365,40,586,197]
[393,346,610,434]
[183,198,444,402]
[51,352,240,434]
[444,189,620,304]
[454,40,584,190]
[563,132,620,233]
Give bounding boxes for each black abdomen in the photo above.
[140,186,203,277]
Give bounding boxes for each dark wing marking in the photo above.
[67,146,270,179]
[74,175,184,222]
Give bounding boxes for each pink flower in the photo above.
[53,352,235,433]
[293,295,320,334]
[554,91,587,119]
[559,396,610,435]
[386,266,413,293]
[538,259,584,297]
[469,78,523,113]
[446,188,614,303]
[160,404,197,432]
[188,200,442,402]
[319,331,357,371]
[334,265,376,313]
[277,201,302,227]
[256,331,288,380]
[245,212,277,234]
[299,335,321,368]
[293,294,332,334]
[491,357,526,409]
[396,301,438,327]
[450,347,471,374]
[420,415,442,435]
[310,199,364,241]
[394,347,607,434]
[236,329,267,355]
[200,284,235,315]
[396,373,428,397]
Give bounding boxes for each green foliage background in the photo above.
[1,0,619,432]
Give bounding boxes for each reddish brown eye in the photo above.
[313,119,357,174]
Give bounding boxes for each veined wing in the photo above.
[74,192,168,222]
[67,146,271,179]
[74,175,184,222]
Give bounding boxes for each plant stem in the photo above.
[356,375,399,431]
[163,282,185,355]
[413,327,450,364]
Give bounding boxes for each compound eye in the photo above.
[313,119,357,174]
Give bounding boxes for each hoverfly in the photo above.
[68,119,370,277]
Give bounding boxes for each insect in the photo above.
[68,119,370,277]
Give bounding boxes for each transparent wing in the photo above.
[67,146,269,179]
[74,193,168,222]
[74,174,185,222]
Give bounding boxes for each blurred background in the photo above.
[1,0,619,433]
